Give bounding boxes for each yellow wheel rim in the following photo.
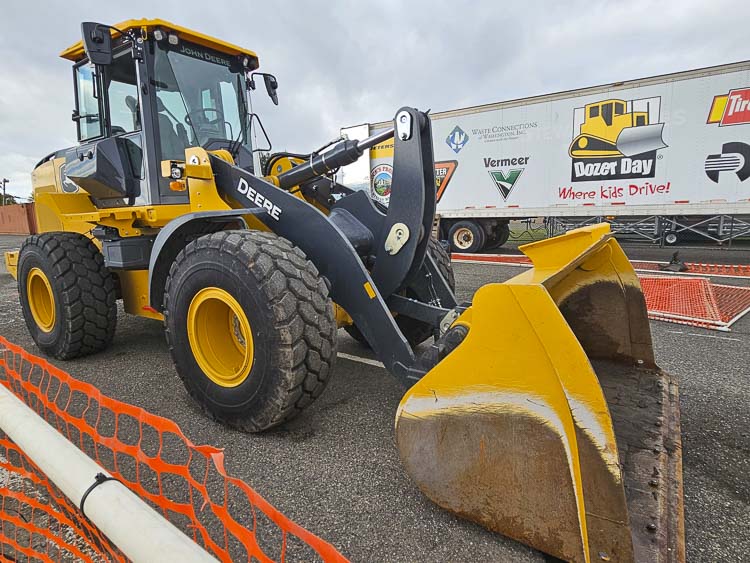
[187,287,254,388]
[27,267,56,333]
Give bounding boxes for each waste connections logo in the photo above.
[446,125,469,154]
[707,88,750,126]
[370,164,392,205]
[704,141,750,183]
[569,97,667,182]
[470,121,537,143]
[435,160,457,202]
[484,156,529,200]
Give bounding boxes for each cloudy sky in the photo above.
[1,0,748,199]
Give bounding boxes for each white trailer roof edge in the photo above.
[368,60,750,128]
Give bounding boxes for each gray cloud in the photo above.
[1,0,747,198]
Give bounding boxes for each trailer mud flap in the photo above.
[395,225,684,563]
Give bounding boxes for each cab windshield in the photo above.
[153,43,250,160]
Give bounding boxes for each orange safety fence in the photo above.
[0,336,348,562]
[452,252,750,279]
[451,253,750,331]
[639,276,750,331]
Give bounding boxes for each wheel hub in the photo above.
[187,287,254,388]
[454,228,474,250]
[27,267,55,333]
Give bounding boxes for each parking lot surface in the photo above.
[1,234,748,562]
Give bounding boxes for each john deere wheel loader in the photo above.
[3,20,685,562]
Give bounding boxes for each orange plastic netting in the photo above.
[0,336,347,562]
[452,253,750,279]
[640,276,750,330]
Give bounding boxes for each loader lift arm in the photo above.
[151,107,458,385]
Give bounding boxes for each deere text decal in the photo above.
[569,97,667,182]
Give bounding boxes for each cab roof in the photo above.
[60,18,259,67]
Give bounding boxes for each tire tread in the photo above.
[19,233,117,359]
[163,230,336,431]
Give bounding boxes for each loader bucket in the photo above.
[396,224,684,563]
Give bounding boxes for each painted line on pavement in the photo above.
[685,332,742,342]
[337,352,385,369]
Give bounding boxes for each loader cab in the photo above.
[63,20,265,208]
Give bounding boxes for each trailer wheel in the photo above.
[17,233,117,359]
[345,238,455,347]
[485,223,511,250]
[163,230,337,432]
[664,231,679,245]
[448,221,485,253]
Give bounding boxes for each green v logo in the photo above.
[488,169,523,200]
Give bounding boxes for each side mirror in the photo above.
[263,74,279,106]
[81,22,113,66]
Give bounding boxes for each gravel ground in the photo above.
[1,234,749,562]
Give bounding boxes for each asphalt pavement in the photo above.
[0,233,748,562]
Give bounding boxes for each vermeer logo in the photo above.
[707,88,750,126]
[569,97,667,182]
[484,156,528,200]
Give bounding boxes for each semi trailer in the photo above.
[340,61,750,251]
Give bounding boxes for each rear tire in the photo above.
[17,233,117,359]
[485,223,510,250]
[448,221,485,253]
[345,238,455,347]
[163,230,337,432]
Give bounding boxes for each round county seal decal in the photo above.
[370,164,392,205]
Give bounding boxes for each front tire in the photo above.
[17,233,117,359]
[163,230,337,432]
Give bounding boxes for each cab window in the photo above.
[105,50,140,135]
[74,65,102,141]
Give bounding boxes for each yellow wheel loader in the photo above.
[3,20,685,562]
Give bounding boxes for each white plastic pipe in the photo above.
[0,383,217,562]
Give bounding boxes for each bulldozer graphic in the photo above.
[569,97,667,159]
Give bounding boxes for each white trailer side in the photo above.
[340,61,750,250]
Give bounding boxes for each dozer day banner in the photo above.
[339,68,749,211]
[425,69,750,211]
